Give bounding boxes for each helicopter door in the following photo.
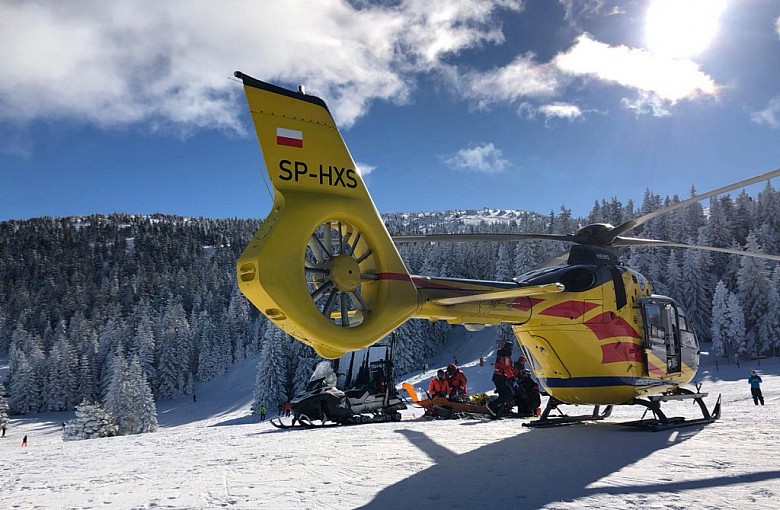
[640,298,682,375]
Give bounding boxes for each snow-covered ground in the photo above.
[2,330,779,509]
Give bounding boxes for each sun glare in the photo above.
[645,0,726,58]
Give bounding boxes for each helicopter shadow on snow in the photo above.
[359,423,780,509]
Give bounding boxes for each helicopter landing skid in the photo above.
[618,389,722,432]
[522,398,614,428]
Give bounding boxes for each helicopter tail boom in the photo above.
[234,72,419,358]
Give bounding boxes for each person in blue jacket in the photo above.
[748,370,764,405]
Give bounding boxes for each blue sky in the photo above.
[1,0,779,222]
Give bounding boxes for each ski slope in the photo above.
[2,330,779,509]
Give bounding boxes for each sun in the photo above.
[645,0,726,58]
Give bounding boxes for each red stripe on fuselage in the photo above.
[584,313,640,340]
[601,341,644,363]
[538,300,599,319]
[376,272,413,282]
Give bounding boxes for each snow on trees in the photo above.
[63,401,117,440]
[737,233,772,357]
[105,355,158,435]
[0,383,9,430]
[711,280,747,360]
[253,326,290,412]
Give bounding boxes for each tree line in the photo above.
[2,180,780,430]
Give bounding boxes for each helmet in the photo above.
[502,341,514,352]
[752,370,757,375]
[437,369,445,378]
[447,363,457,374]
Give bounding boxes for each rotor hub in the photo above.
[329,254,361,292]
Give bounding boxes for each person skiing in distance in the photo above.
[22,434,27,447]
[487,341,516,417]
[428,370,450,400]
[259,405,267,421]
[748,370,764,405]
[283,400,292,417]
[444,363,467,400]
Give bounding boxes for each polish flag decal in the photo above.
[276,128,303,148]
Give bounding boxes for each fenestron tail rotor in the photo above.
[305,220,377,327]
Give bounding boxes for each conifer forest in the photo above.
[2,182,780,431]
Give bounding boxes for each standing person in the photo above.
[428,370,450,400]
[193,394,197,403]
[487,341,516,417]
[283,400,292,417]
[259,405,267,421]
[748,370,765,405]
[2,425,6,437]
[444,364,467,400]
[22,434,27,447]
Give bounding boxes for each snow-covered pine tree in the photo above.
[156,300,191,399]
[104,354,158,435]
[131,307,156,388]
[710,280,729,357]
[495,243,514,281]
[8,351,42,414]
[0,383,9,430]
[253,326,290,412]
[63,401,117,440]
[664,250,682,302]
[736,233,771,357]
[726,292,747,361]
[125,355,158,434]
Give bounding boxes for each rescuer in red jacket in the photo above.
[487,341,516,417]
[445,363,468,400]
[428,369,450,400]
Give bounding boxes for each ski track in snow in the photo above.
[2,330,780,509]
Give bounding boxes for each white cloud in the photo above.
[444,142,510,173]
[355,161,375,177]
[776,16,780,38]
[751,97,780,129]
[0,0,523,133]
[554,33,718,111]
[460,54,560,109]
[538,102,582,121]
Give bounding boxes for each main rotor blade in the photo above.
[392,233,574,243]
[614,237,780,261]
[609,167,780,239]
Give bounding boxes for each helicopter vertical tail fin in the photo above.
[234,72,419,358]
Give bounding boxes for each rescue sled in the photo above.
[402,382,494,418]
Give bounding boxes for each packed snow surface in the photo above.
[2,329,779,509]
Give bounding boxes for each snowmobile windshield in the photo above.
[310,361,338,387]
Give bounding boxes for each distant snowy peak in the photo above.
[387,208,539,232]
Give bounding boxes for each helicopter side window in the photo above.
[640,298,682,374]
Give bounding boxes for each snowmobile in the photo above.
[270,361,406,429]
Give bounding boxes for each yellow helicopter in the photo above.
[233,71,780,429]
